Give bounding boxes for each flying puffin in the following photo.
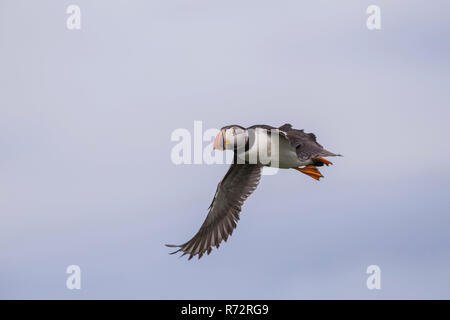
[167,123,341,259]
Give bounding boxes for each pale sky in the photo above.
[1,0,449,298]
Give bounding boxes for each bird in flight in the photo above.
[167,123,341,259]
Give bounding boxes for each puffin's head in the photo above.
[213,125,247,151]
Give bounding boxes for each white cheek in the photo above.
[226,132,234,145]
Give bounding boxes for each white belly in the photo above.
[236,129,312,168]
[275,137,312,168]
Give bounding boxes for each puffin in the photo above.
[166,123,341,259]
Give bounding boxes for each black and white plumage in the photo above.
[166,123,341,260]
[278,124,338,161]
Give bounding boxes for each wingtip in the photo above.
[166,243,206,260]
[165,244,184,255]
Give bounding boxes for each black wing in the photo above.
[166,164,263,260]
[279,123,340,161]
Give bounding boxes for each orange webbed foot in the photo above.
[294,165,323,181]
[315,157,333,166]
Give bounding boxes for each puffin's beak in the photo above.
[213,131,223,150]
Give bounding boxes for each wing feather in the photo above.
[166,164,262,259]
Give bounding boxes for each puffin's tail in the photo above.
[319,149,342,158]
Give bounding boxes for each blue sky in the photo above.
[1,0,449,299]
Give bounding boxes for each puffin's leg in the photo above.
[314,157,333,166]
[294,165,323,181]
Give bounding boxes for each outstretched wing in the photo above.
[166,164,263,260]
[279,123,340,161]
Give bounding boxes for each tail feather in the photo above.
[320,149,342,157]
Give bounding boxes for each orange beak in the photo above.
[213,130,223,150]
